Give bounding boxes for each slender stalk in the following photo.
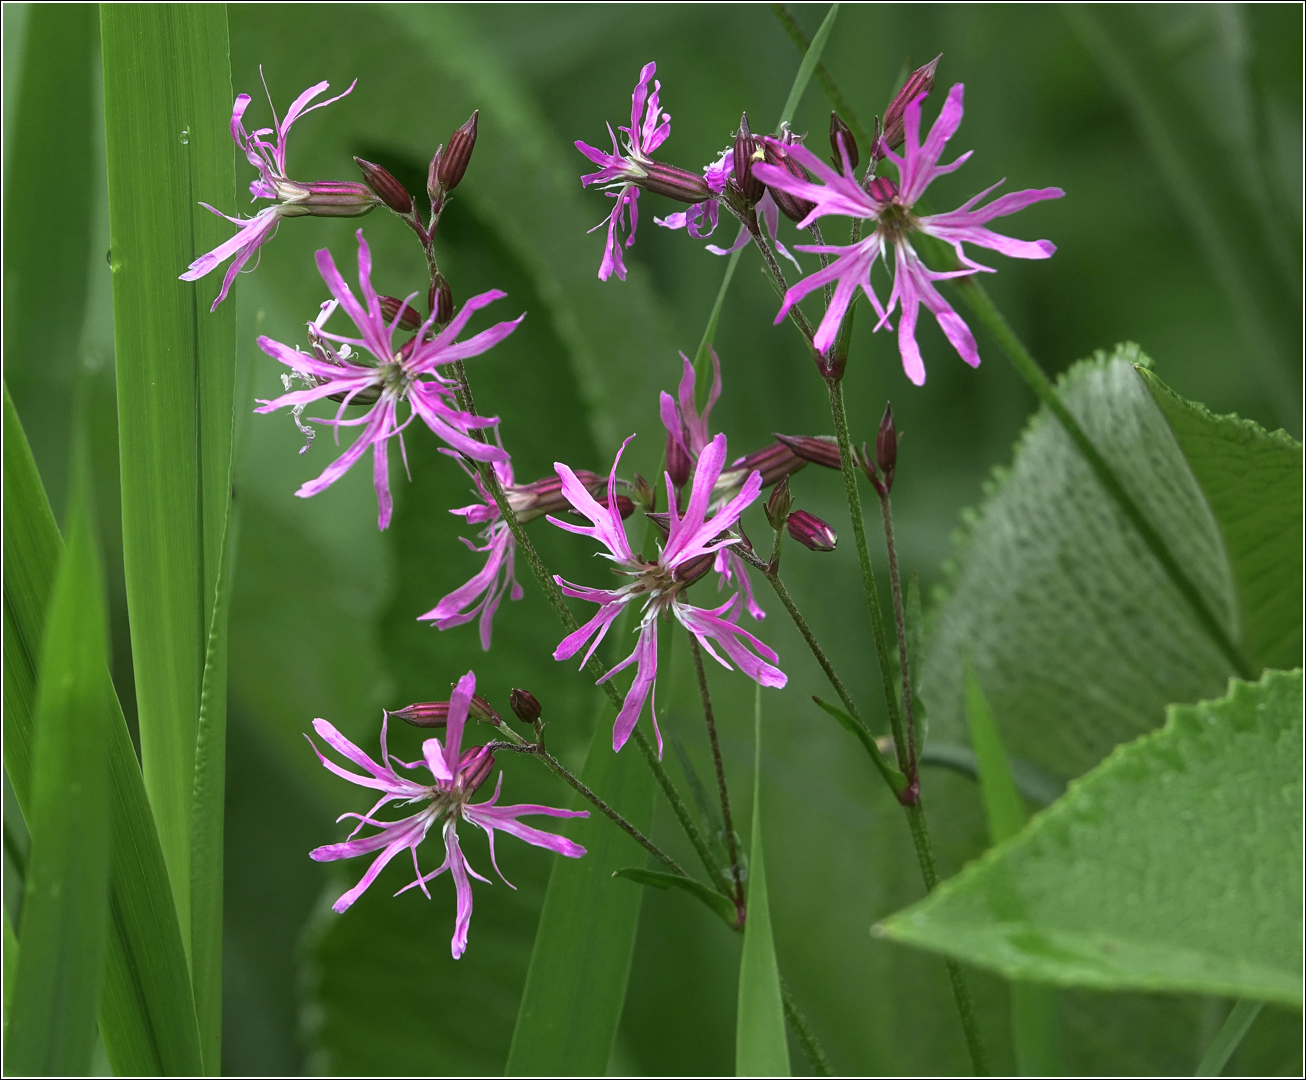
[877,489,917,779]
[951,277,1254,680]
[768,3,873,150]
[825,378,910,776]
[1195,999,1263,1078]
[448,360,731,896]
[688,637,744,903]
[780,975,832,1076]
[491,722,685,877]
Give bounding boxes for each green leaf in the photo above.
[100,7,237,1004]
[2,384,203,1075]
[1138,367,1303,672]
[3,910,17,1032]
[965,669,1063,1077]
[614,867,739,930]
[775,3,839,132]
[904,573,927,747]
[736,685,789,1077]
[918,744,1066,809]
[506,706,657,1075]
[5,429,113,1076]
[878,669,1303,1005]
[922,346,1302,781]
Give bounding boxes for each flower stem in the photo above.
[876,487,918,783]
[951,277,1254,681]
[490,722,686,877]
[448,360,732,896]
[825,376,911,778]
[688,636,744,904]
[780,975,832,1076]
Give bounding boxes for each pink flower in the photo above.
[308,671,587,958]
[752,83,1064,384]
[180,74,378,311]
[255,230,521,529]
[549,434,786,754]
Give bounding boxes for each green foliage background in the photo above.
[3,3,1301,1075]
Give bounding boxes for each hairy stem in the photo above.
[877,488,918,780]
[491,722,685,876]
[780,975,832,1076]
[688,637,744,903]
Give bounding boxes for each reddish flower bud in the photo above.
[881,55,940,155]
[506,470,603,522]
[378,295,423,331]
[438,110,478,192]
[392,693,500,727]
[640,161,711,203]
[716,441,806,496]
[354,157,414,215]
[666,430,693,489]
[673,550,717,585]
[284,180,378,217]
[732,113,764,205]
[876,403,898,492]
[430,273,454,325]
[597,493,636,520]
[509,688,542,725]
[787,509,837,552]
[774,433,843,471]
[764,475,793,531]
[866,175,898,204]
[829,112,859,172]
[761,141,815,223]
[645,511,671,537]
[462,747,496,793]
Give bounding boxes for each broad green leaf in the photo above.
[2,384,203,1075]
[614,867,739,929]
[736,686,789,1077]
[1138,367,1303,672]
[6,433,112,1076]
[879,669,1303,1005]
[922,346,1301,781]
[2,3,97,521]
[506,707,657,1075]
[965,670,1062,1077]
[1065,5,1301,425]
[101,7,237,1008]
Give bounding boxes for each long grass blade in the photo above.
[5,421,113,1076]
[2,384,203,1075]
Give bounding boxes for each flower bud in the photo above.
[597,493,635,520]
[673,550,716,585]
[462,747,496,793]
[865,175,898,205]
[875,403,897,491]
[761,141,815,223]
[391,694,499,727]
[507,470,601,523]
[715,441,806,496]
[645,511,671,538]
[426,146,445,213]
[284,180,378,218]
[509,688,542,725]
[430,273,454,325]
[829,112,859,172]
[640,161,711,203]
[438,110,478,192]
[378,295,423,331]
[787,509,837,552]
[881,55,940,155]
[774,433,843,471]
[632,473,655,511]
[354,157,414,215]
[764,475,792,531]
[666,432,693,490]
[731,113,764,206]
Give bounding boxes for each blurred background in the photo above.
[4,4,1301,1075]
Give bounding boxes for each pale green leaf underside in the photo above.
[878,670,1303,1005]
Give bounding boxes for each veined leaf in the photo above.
[736,685,789,1077]
[965,670,1062,1077]
[5,435,112,1076]
[2,384,203,1075]
[879,669,1303,1005]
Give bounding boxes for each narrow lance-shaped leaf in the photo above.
[2,384,203,1075]
[965,669,1062,1077]
[6,421,113,1076]
[100,4,237,969]
[880,669,1303,1006]
[735,683,790,1077]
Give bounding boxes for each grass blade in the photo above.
[2,384,203,1075]
[505,701,657,1075]
[100,6,236,1066]
[613,867,739,929]
[5,432,112,1076]
[1196,999,1264,1077]
[775,3,840,133]
[965,668,1062,1076]
[736,684,790,1076]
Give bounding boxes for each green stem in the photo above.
[825,378,910,775]
[688,637,744,903]
[780,975,832,1076]
[1195,999,1263,1078]
[877,489,917,779]
[952,277,1254,681]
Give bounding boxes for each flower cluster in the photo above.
[308,671,585,957]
